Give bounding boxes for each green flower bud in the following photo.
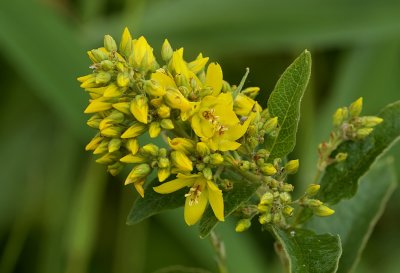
[281,183,294,192]
[356,128,373,139]
[104,34,117,52]
[142,144,159,156]
[144,80,166,97]
[125,164,151,185]
[85,135,103,151]
[261,163,277,176]
[332,107,345,126]
[108,138,122,153]
[284,159,299,174]
[202,167,213,180]
[101,60,114,71]
[91,48,108,62]
[210,153,224,165]
[259,213,272,225]
[101,126,123,138]
[235,219,251,232]
[257,204,270,213]
[196,142,210,157]
[279,192,291,203]
[95,71,111,84]
[107,162,124,176]
[305,184,320,196]
[158,158,170,169]
[161,39,173,62]
[359,116,384,127]
[283,206,294,217]
[160,119,174,129]
[93,139,109,154]
[239,161,250,171]
[349,97,363,117]
[272,213,281,224]
[263,117,278,134]
[306,199,323,207]
[87,115,102,129]
[259,192,274,205]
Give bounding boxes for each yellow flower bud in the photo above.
[117,72,130,87]
[235,219,251,232]
[359,116,384,127]
[279,192,291,203]
[259,192,274,205]
[85,135,103,151]
[332,107,345,126]
[112,102,131,115]
[157,104,171,118]
[158,158,170,169]
[196,142,210,157]
[314,205,335,217]
[349,97,363,117]
[305,184,320,196]
[96,152,119,165]
[101,60,114,71]
[161,39,173,62]
[108,138,122,153]
[284,159,299,174]
[125,138,139,155]
[306,199,323,207]
[120,154,147,163]
[93,139,109,154]
[101,126,124,138]
[107,162,124,176]
[130,95,149,124]
[149,122,161,138]
[125,164,151,185]
[210,153,224,165]
[84,100,112,114]
[91,48,108,62]
[261,163,277,176]
[121,122,147,138]
[283,206,294,217]
[160,119,174,129]
[103,84,123,98]
[234,94,256,116]
[164,88,192,112]
[95,71,111,84]
[142,144,159,156]
[171,151,193,172]
[87,115,102,128]
[281,183,294,192]
[104,34,117,52]
[257,204,270,213]
[168,137,195,154]
[259,213,272,225]
[263,117,278,134]
[356,128,373,139]
[144,80,166,97]
[119,27,133,57]
[202,167,213,180]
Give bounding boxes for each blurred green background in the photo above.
[0,0,399,272]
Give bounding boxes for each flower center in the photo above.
[202,109,219,125]
[185,184,202,206]
[217,124,228,135]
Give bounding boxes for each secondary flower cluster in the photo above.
[78,28,326,228]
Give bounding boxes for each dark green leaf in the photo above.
[199,169,261,238]
[266,50,311,161]
[318,101,400,204]
[306,158,397,273]
[126,177,185,225]
[272,227,342,273]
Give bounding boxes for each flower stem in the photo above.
[209,231,228,273]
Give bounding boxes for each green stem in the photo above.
[209,231,228,273]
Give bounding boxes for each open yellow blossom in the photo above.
[153,173,224,225]
[191,93,250,151]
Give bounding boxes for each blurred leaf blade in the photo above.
[318,101,400,204]
[272,227,342,273]
[306,158,397,273]
[266,50,311,161]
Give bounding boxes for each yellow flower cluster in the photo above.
[78,27,300,227]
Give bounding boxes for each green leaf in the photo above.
[266,50,311,161]
[126,177,185,225]
[272,227,342,273]
[318,101,400,204]
[199,169,262,238]
[306,158,397,273]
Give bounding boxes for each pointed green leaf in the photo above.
[318,101,400,204]
[199,169,262,238]
[266,50,311,161]
[272,227,342,273]
[126,177,185,225]
[306,158,397,273]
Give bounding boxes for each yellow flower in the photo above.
[191,93,250,151]
[153,173,224,225]
[130,36,157,71]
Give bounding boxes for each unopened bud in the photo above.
[112,102,131,115]
[305,184,320,196]
[281,183,294,192]
[108,138,122,153]
[104,35,117,52]
[84,100,112,114]
[263,117,278,134]
[261,163,277,176]
[171,151,193,172]
[259,213,272,225]
[142,144,159,156]
[161,39,173,62]
[349,97,363,117]
[257,204,270,213]
[121,122,147,138]
[356,128,373,139]
[85,135,103,151]
[149,122,161,138]
[239,161,250,171]
[169,138,195,154]
[158,158,170,169]
[283,206,294,217]
[160,119,174,129]
[117,72,130,87]
[125,138,139,155]
[101,126,123,138]
[95,71,111,84]
[157,104,171,118]
[125,164,151,185]
[130,95,149,124]
[196,142,210,157]
[332,107,345,126]
[272,213,281,224]
[359,116,383,127]
[158,168,171,182]
[279,192,291,203]
[335,152,347,162]
[144,80,166,97]
[306,199,323,207]
[284,159,299,174]
[314,205,335,217]
[235,219,251,232]
[210,153,224,165]
[259,192,274,205]
[202,167,213,180]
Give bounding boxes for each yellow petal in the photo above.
[184,190,208,226]
[153,178,193,194]
[207,181,224,221]
[134,180,145,198]
[84,100,112,113]
[188,53,209,74]
[151,71,177,89]
[206,62,223,96]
